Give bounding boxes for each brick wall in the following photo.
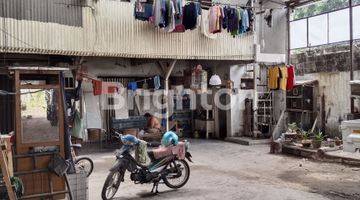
[291,41,360,75]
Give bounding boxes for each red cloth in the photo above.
[286,65,295,91]
[92,80,119,96]
[92,80,102,96]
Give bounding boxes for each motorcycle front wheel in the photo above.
[163,159,190,189]
[101,170,123,200]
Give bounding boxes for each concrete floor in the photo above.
[86,139,360,200]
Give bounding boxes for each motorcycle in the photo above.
[101,133,193,200]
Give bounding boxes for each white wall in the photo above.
[297,70,360,137]
[256,1,288,55]
[228,64,255,137]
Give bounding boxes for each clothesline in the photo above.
[184,0,253,9]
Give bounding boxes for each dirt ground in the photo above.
[84,139,360,200]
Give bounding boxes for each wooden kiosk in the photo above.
[11,67,68,199]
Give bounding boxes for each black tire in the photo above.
[75,157,94,177]
[101,170,123,200]
[163,159,190,189]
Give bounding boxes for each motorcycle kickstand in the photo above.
[151,181,159,194]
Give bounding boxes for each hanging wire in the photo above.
[0,89,46,96]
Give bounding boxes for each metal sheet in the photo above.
[0,1,255,60]
[0,0,82,27]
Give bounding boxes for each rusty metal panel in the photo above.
[0,1,255,60]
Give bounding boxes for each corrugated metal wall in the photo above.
[0,0,82,27]
[0,1,255,60]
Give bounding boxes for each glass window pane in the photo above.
[308,14,328,46]
[291,0,349,20]
[354,6,360,39]
[353,0,360,6]
[21,89,60,143]
[290,19,307,49]
[329,8,350,43]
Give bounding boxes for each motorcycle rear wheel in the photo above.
[101,170,123,200]
[163,159,190,189]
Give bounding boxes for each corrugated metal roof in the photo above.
[0,1,255,60]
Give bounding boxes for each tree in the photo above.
[293,0,349,20]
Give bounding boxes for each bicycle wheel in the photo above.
[75,157,94,177]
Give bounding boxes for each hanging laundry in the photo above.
[209,5,224,34]
[173,0,185,32]
[240,8,249,34]
[247,8,254,32]
[153,0,167,28]
[279,66,288,91]
[287,65,295,91]
[182,2,202,30]
[268,67,280,90]
[223,7,240,37]
[201,9,217,39]
[134,1,153,21]
[128,82,138,91]
[165,0,176,32]
[92,80,102,96]
[92,80,122,95]
[264,9,273,27]
[154,75,161,90]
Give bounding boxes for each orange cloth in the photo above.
[279,66,288,91]
[268,67,280,90]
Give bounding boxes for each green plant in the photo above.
[302,130,309,140]
[314,131,325,142]
[288,123,299,132]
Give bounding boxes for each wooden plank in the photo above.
[20,84,59,90]
[0,140,16,200]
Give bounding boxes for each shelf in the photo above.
[287,109,314,113]
[287,95,303,99]
[258,99,272,102]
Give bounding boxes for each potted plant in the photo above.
[285,123,299,142]
[312,131,324,149]
[301,131,312,148]
[335,137,342,146]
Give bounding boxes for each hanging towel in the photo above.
[287,65,295,91]
[279,66,288,91]
[92,80,102,96]
[268,67,280,90]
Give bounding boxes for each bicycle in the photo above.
[71,143,94,177]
